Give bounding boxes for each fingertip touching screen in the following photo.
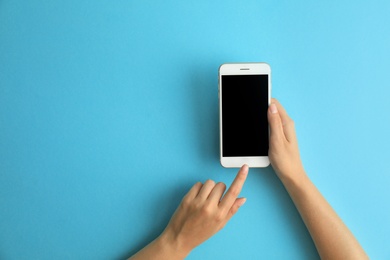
[222,75,269,157]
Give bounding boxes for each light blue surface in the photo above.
[1,1,390,259]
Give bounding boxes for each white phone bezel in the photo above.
[219,63,271,168]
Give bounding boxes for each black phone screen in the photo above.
[221,75,269,157]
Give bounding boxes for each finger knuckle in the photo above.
[230,206,239,216]
[237,173,246,182]
[181,197,191,208]
[215,212,225,222]
[229,187,240,197]
[200,204,213,216]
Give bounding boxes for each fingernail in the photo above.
[270,103,278,114]
[239,198,247,207]
[242,164,249,174]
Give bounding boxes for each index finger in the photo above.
[220,164,249,210]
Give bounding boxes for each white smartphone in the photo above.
[219,63,271,168]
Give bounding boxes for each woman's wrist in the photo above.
[156,229,192,260]
[278,167,309,191]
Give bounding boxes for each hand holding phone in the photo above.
[268,98,305,181]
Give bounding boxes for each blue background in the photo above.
[1,1,390,259]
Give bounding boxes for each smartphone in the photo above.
[219,63,271,168]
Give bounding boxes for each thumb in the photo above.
[226,197,246,220]
[268,103,284,141]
